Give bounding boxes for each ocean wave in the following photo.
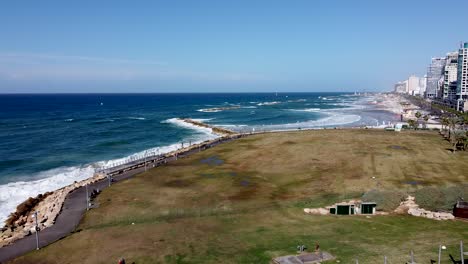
[162,118,216,135]
[0,118,220,226]
[197,106,240,112]
[257,101,281,106]
[241,106,257,109]
[64,119,74,122]
[191,118,214,122]
[288,108,321,112]
[286,99,307,103]
[127,117,146,120]
[92,119,115,124]
[0,166,95,225]
[217,124,248,127]
[261,113,361,130]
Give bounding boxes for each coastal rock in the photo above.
[0,173,107,248]
[397,196,455,221]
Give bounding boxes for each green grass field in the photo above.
[11,129,468,264]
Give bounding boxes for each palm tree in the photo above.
[441,116,449,136]
[447,117,458,142]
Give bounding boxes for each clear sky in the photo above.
[0,0,466,93]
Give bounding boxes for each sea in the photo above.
[0,92,400,224]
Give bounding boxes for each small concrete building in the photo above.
[328,202,376,215]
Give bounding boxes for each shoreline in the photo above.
[0,95,431,256]
[0,119,237,249]
[0,119,450,261]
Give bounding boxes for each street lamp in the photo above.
[32,211,39,250]
[85,183,89,211]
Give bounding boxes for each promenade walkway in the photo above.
[0,134,243,263]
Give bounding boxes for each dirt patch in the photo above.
[228,180,258,200]
[388,145,409,150]
[200,156,224,166]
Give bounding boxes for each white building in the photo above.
[419,75,427,97]
[457,42,468,101]
[394,81,407,93]
[443,52,459,100]
[426,57,446,98]
[408,75,420,95]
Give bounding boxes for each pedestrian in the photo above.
[118,257,126,264]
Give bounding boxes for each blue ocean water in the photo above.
[0,92,399,223]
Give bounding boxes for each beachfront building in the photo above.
[408,75,421,95]
[425,57,446,99]
[443,52,459,100]
[457,43,468,111]
[394,81,407,94]
[394,76,425,96]
[419,75,427,97]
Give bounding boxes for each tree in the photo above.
[440,116,450,138]
[447,116,458,142]
[415,111,422,119]
[452,130,467,152]
[423,115,429,129]
[407,119,417,130]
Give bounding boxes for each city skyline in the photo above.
[0,0,467,93]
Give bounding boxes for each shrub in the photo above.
[362,189,407,211]
[413,185,467,211]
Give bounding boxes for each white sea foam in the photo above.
[261,113,361,130]
[197,108,223,113]
[257,101,280,106]
[128,117,146,120]
[191,118,214,122]
[217,124,248,127]
[288,108,321,112]
[241,106,257,109]
[0,166,95,225]
[0,118,220,226]
[286,99,307,103]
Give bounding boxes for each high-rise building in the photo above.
[394,81,407,93]
[457,42,468,100]
[443,52,458,100]
[425,57,446,98]
[419,75,427,97]
[408,75,420,95]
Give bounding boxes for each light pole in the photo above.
[85,183,89,211]
[461,241,465,264]
[144,150,147,172]
[32,211,39,250]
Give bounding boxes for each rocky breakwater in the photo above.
[0,173,106,247]
[180,118,237,136]
[394,195,455,220]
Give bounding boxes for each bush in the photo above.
[413,185,467,211]
[362,189,407,211]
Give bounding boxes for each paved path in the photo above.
[0,135,243,263]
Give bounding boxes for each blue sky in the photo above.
[0,0,466,93]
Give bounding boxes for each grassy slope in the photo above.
[11,129,468,264]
